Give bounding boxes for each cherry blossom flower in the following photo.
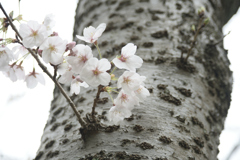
[114,90,139,110]
[12,45,28,59]
[117,71,146,94]
[19,20,48,48]
[25,69,45,89]
[40,36,67,65]
[112,43,143,72]
[76,23,106,43]
[80,57,111,87]
[58,62,74,85]
[43,14,56,35]
[70,76,89,95]
[0,46,14,71]
[4,63,25,82]
[108,105,132,124]
[134,85,150,102]
[66,44,93,74]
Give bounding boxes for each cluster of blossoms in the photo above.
[0,13,149,124]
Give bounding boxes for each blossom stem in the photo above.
[94,43,102,59]
[110,66,117,74]
[92,85,103,122]
[111,90,119,94]
[107,91,114,104]
[0,3,87,128]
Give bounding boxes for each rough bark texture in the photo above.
[35,0,236,159]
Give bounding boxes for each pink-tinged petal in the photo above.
[98,58,111,71]
[22,37,35,48]
[28,20,41,31]
[76,35,87,42]
[58,71,72,85]
[26,76,38,89]
[121,43,137,56]
[113,58,134,71]
[50,52,63,65]
[80,82,89,88]
[42,50,51,64]
[57,62,69,75]
[19,24,32,38]
[126,55,143,69]
[93,23,106,39]
[98,72,111,86]
[70,81,80,95]
[36,73,45,85]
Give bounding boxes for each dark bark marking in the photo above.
[125,114,134,121]
[155,57,166,64]
[159,136,172,144]
[116,0,131,11]
[64,124,72,131]
[176,115,186,123]
[159,92,181,106]
[174,87,192,97]
[104,125,120,132]
[49,116,56,124]
[138,142,154,150]
[105,22,118,32]
[50,123,60,131]
[120,21,134,30]
[96,97,109,104]
[130,35,140,41]
[53,107,63,116]
[35,151,44,160]
[179,140,190,149]
[148,9,164,14]
[133,125,144,132]
[157,84,168,90]
[175,125,190,133]
[61,138,69,145]
[142,42,154,48]
[121,139,135,146]
[45,140,55,149]
[176,59,196,73]
[176,3,182,10]
[61,119,68,125]
[99,41,108,47]
[193,137,204,148]
[204,133,209,141]
[77,97,86,103]
[152,14,160,21]
[135,8,144,13]
[208,143,213,150]
[46,150,59,158]
[105,0,117,5]
[151,30,168,39]
[191,117,204,128]
[191,145,202,154]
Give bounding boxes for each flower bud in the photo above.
[198,7,205,17]
[50,31,58,37]
[66,41,76,51]
[191,25,196,32]
[14,15,23,22]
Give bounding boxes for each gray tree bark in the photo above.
[34,0,238,159]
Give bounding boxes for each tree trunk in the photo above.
[34,0,238,159]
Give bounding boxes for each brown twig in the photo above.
[92,85,103,122]
[0,3,87,128]
[184,17,204,62]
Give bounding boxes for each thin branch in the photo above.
[0,3,87,128]
[213,31,231,46]
[185,17,204,62]
[92,85,103,122]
